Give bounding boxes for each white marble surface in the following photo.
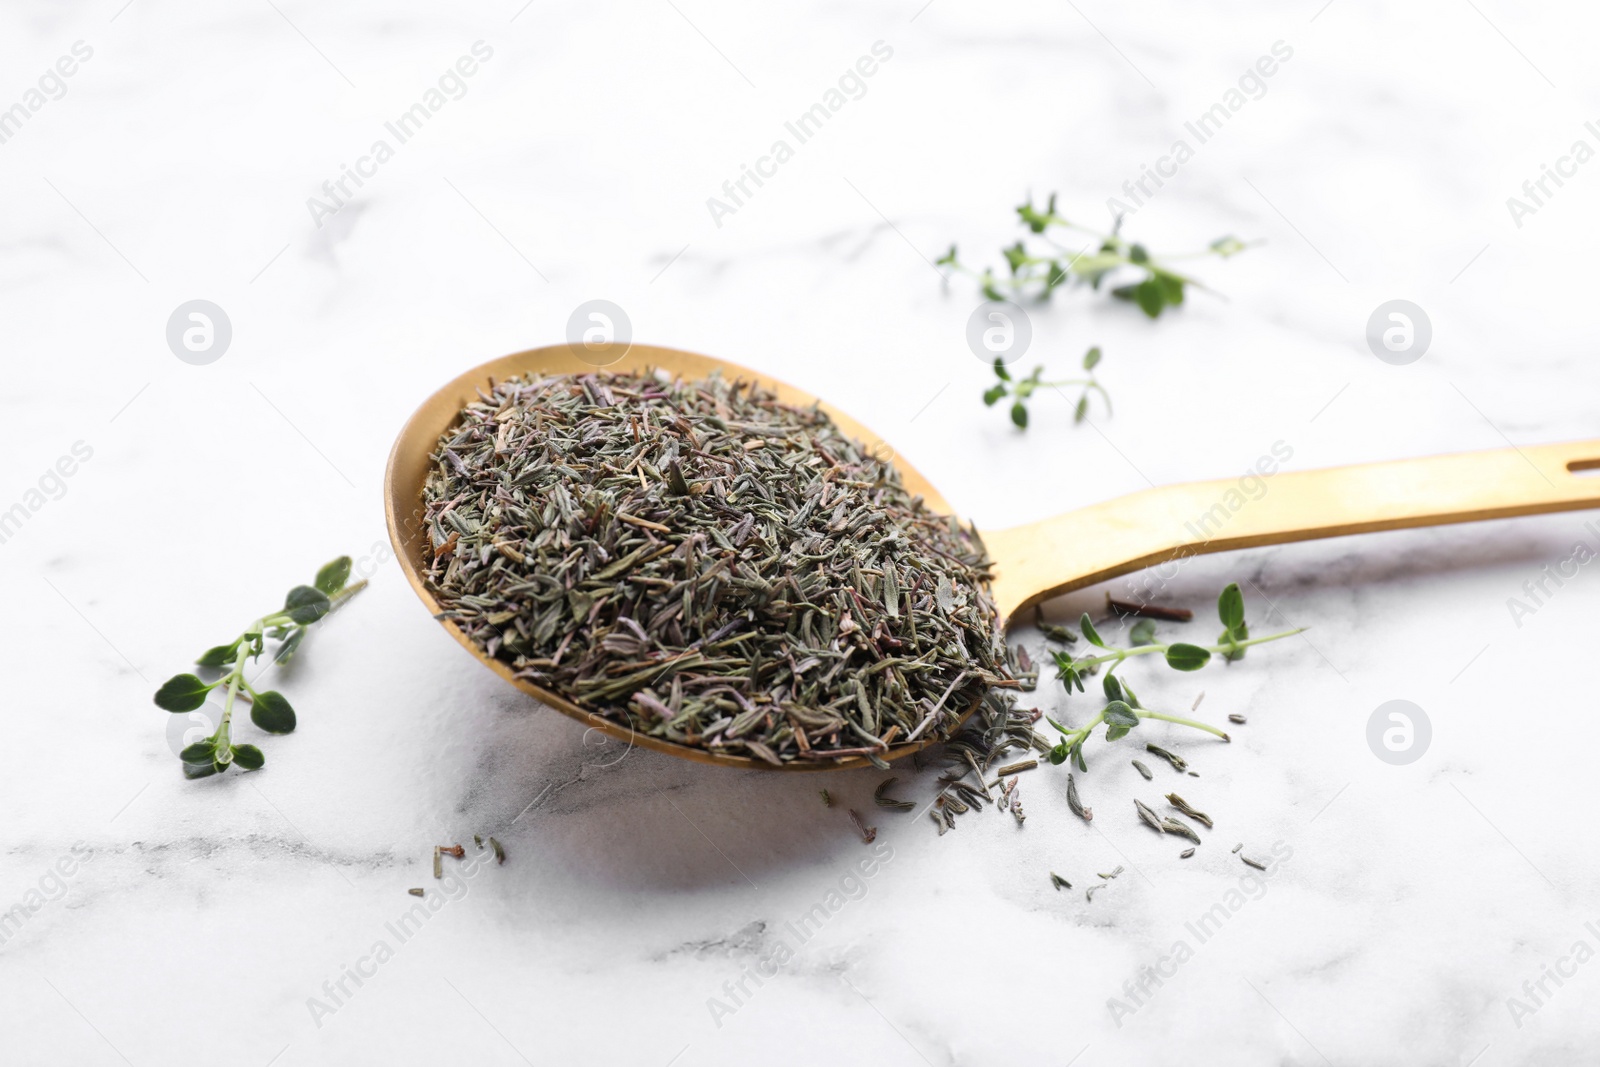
[5,0,1600,1064]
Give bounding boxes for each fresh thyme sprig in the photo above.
[939,193,1251,318]
[1044,584,1302,770]
[983,348,1110,430]
[1046,673,1227,771]
[153,557,365,779]
[1054,583,1301,692]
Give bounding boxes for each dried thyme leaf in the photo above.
[1160,817,1201,845]
[1146,743,1187,773]
[873,777,914,812]
[1131,758,1153,781]
[1134,798,1164,833]
[1066,773,1093,822]
[1050,872,1072,891]
[1036,607,1079,645]
[1166,793,1213,829]
[995,759,1038,776]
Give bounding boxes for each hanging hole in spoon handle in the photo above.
[983,437,1600,623]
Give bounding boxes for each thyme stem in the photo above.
[1135,709,1229,740]
[215,633,255,765]
[1074,627,1307,674]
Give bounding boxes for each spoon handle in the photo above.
[986,438,1600,620]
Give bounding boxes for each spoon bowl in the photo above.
[385,342,950,771]
[386,343,1600,770]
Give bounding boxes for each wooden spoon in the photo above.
[385,343,1600,770]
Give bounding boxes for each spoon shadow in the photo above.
[459,691,916,897]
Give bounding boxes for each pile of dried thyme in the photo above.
[421,370,1014,766]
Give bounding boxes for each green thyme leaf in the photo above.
[1164,643,1212,671]
[272,628,306,666]
[1130,619,1157,646]
[315,557,353,596]
[154,674,212,712]
[250,691,297,734]
[1017,198,1051,233]
[1004,241,1028,275]
[1080,614,1105,648]
[179,740,216,765]
[1133,278,1164,318]
[283,585,331,624]
[1156,272,1185,307]
[196,642,240,669]
[1218,583,1245,632]
[1102,701,1140,728]
[230,744,265,770]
